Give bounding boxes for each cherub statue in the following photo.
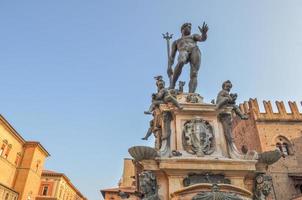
[216,80,248,120]
[144,76,182,115]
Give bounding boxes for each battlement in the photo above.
[239,99,302,122]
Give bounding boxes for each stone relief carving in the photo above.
[192,184,243,200]
[182,117,215,156]
[183,172,231,187]
[253,174,273,200]
[139,171,160,200]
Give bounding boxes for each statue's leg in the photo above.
[144,103,155,114]
[170,51,187,89]
[164,95,182,109]
[144,101,163,114]
[189,48,201,93]
[142,128,152,140]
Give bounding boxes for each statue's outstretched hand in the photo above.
[198,22,209,34]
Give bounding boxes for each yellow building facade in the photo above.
[101,159,137,200]
[36,170,87,200]
[0,115,50,200]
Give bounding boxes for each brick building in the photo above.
[233,99,302,200]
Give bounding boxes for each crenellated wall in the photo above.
[233,99,302,200]
[238,99,302,122]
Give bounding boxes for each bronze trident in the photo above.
[162,32,173,87]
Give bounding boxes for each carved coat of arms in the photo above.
[182,117,215,156]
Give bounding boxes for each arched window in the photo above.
[275,136,293,156]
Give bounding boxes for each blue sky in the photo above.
[1,1,302,199]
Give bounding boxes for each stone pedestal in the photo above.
[139,93,257,200]
[141,157,256,199]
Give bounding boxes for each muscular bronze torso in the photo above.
[176,35,199,52]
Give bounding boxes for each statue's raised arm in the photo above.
[196,22,208,42]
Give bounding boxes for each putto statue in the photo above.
[144,76,182,115]
[216,80,248,159]
[166,22,208,93]
[216,80,248,120]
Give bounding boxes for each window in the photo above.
[36,160,41,172]
[282,143,289,155]
[4,144,12,158]
[276,143,282,152]
[0,140,8,156]
[15,152,22,166]
[0,145,4,155]
[275,136,293,156]
[42,186,49,196]
[59,188,62,198]
[5,193,9,200]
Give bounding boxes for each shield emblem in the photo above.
[182,117,215,156]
